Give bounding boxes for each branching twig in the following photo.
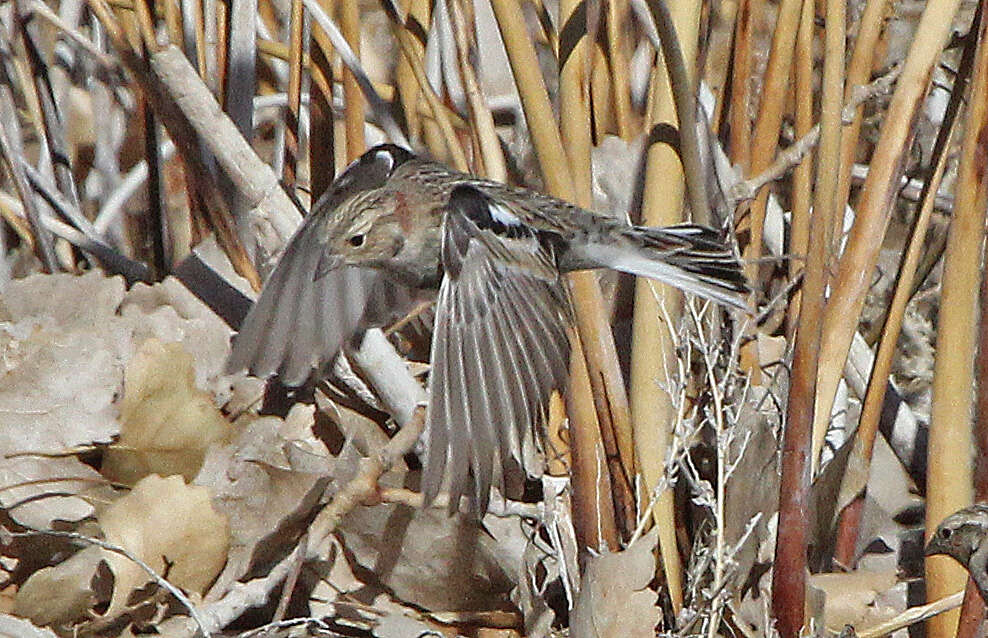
[731,65,902,202]
[306,405,427,552]
[377,486,544,519]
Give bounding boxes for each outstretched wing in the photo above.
[421,185,573,514]
[226,214,380,386]
[227,143,418,386]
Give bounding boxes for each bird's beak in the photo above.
[925,539,944,557]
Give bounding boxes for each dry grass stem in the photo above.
[447,0,505,180]
[731,65,902,204]
[739,0,802,281]
[812,0,965,467]
[831,0,891,231]
[806,0,847,474]
[832,25,971,563]
[560,0,636,538]
[629,0,704,611]
[772,0,844,628]
[488,0,575,199]
[786,0,814,338]
[924,6,988,634]
[281,0,304,187]
[388,18,468,171]
[339,0,365,161]
[856,591,965,638]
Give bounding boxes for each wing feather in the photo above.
[482,277,535,469]
[279,234,324,382]
[444,286,472,510]
[422,283,453,504]
[227,214,381,386]
[474,269,523,477]
[423,186,572,514]
[461,293,498,512]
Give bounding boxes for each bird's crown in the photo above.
[314,144,416,213]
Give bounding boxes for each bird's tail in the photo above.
[590,223,750,311]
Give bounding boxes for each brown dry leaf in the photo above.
[756,334,788,366]
[333,495,521,613]
[13,546,103,627]
[809,570,901,633]
[0,273,126,528]
[117,276,235,399]
[98,474,229,616]
[0,273,233,529]
[569,530,660,638]
[723,384,783,589]
[102,338,231,484]
[196,405,332,591]
[0,613,62,638]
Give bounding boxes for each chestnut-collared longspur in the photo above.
[227,144,748,514]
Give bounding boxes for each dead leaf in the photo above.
[98,474,229,616]
[569,531,661,638]
[0,273,234,529]
[13,546,103,626]
[103,338,231,484]
[0,273,126,528]
[116,276,234,399]
[809,570,901,633]
[333,495,520,613]
[0,612,62,638]
[195,405,332,590]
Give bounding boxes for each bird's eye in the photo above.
[348,234,365,247]
[941,528,953,540]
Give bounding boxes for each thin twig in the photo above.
[23,0,120,71]
[306,406,427,551]
[3,527,210,637]
[731,65,902,203]
[856,591,965,638]
[236,617,337,638]
[19,159,151,283]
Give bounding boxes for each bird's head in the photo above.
[925,505,988,564]
[312,144,417,269]
[309,144,445,286]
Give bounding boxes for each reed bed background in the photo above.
[0,0,986,636]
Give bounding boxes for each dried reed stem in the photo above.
[812,0,965,495]
[629,0,703,615]
[339,0,364,161]
[772,0,843,629]
[924,5,988,634]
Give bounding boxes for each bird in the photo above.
[925,504,988,602]
[227,143,749,515]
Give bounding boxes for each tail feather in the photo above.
[592,223,750,311]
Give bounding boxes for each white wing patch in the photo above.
[374,147,396,172]
[489,201,523,228]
